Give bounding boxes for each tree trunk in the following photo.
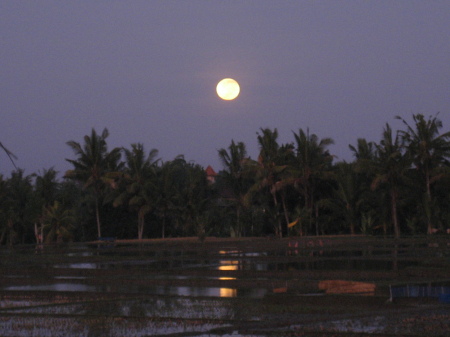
[0,227,5,245]
[425,170,433,234]
[391,189,400,238]
[95,197,102,238]
[272,191,282,237]
[34,223,44,244]
[303,189,310,234]
[315,203,319,236]
[347,204,355,235]
[138,213,145,240]
[7,219,14,246]
[281,193,290,236]
[236,207,241,238]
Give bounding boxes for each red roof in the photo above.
[205,165,217,176]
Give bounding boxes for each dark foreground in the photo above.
[0,236,449,336]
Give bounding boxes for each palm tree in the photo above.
[333,162,360,235]
[0,170,34,245]
[349,138,376,161]
[396,113,450,234]
[246,128,292,237]
[218,140,248,180]
[178,161,210,237]
[347,138,381,233]
[292,128,334,235]
[42,201,74,243]
[34,168,59,206]
[155,159,182,238]
[34,168,60,243]
[111,143,159,240]
[154,157,209,237]
[0,142,18,170]
[371,124,411,237]
[0,175,10,245]
[218,140,251,237]
[65,128,122,238]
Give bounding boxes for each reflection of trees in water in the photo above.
[262,239,409,272]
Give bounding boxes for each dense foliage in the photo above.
[1,113,450,245]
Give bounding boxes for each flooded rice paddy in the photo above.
[0,236,449,336]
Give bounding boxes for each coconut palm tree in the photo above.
[152,157,209,237]
[111,143,159,240]
[347,138,383,233]
[0,174,10,245]
[218,140,248,180]
[0,170,34,245]
[396,113,450,234]
[33,168,60,243]
[349,138,376,161]
[292,128,334,235]
[218,140,251,237]
[178,161,210,238]
[155,159,181,238]
[246,128,293,237]
[65,128,122,238]
[42,201,74,243]
[333,162,360,235]
[0,142,18,170]
[371,124,411,237]
[34,168,59,206]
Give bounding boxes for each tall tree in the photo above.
[65,128,122,238]
[42,201,75,243]
[372,124,411,237]
[396,113,450,234]
[155,159,182,238]
[247,128,292,237]
[218,140,251,237]
[34,168,59,207]
[333,162,360,235]
[156,157,209,237]
[348,138,381,233]
[0,175,9,244]
[293,128,334,235]
[0,142,18,170]
[1,170,34,245]
[181,162,211,238]
[349,138,376,161]
[111,143,159,240]
[33,168,60,243]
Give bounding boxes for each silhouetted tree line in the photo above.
[1,113,450,245]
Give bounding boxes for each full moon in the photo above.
[216,78,240,100]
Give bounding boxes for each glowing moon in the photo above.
[216,78,240,100]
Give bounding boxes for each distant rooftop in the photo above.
[205,165,217,177]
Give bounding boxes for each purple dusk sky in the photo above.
[1,1,449,177]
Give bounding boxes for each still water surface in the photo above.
[1,238,447,336]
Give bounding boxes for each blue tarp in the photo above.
[439,294,450,303]
[390,284,450,299]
